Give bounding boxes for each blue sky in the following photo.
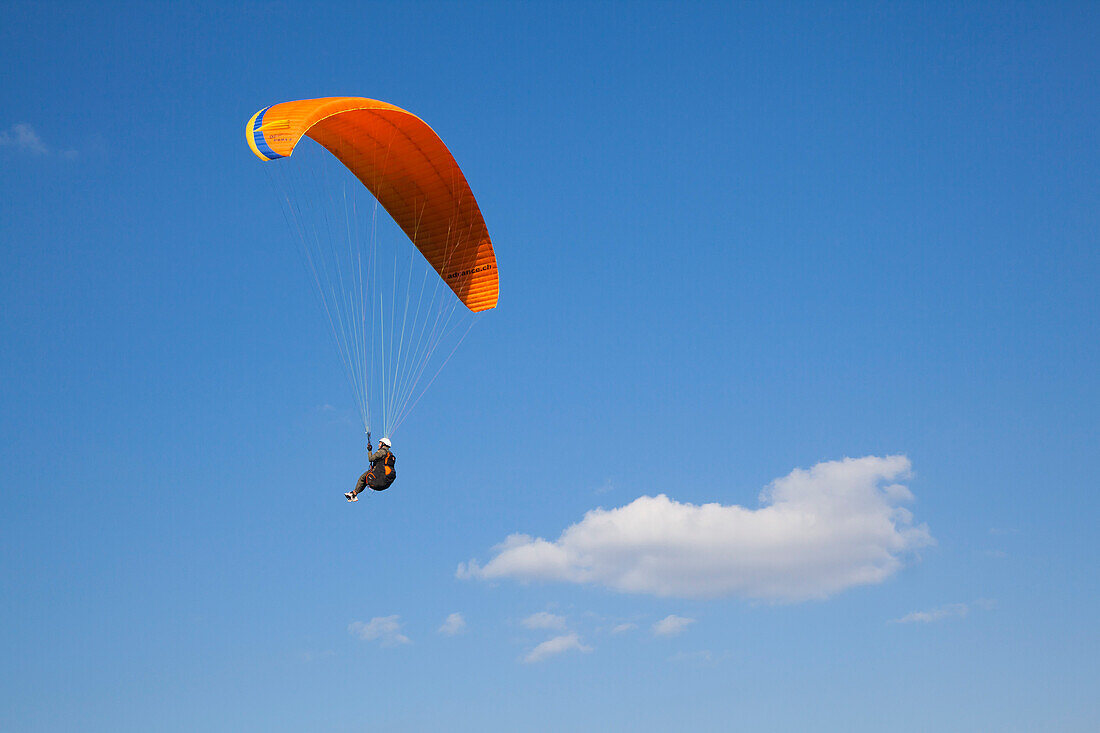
[2,1,1098,731]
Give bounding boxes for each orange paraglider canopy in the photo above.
[247,97,498,312]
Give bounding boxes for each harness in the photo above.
[365,449,396,490]
[364,433,396,489]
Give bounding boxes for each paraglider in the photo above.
[246,97,498,500]
[345,435,396,502]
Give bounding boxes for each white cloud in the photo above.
[892,599,995,624]
[348,615,410,646]
[892,603,968,624]
[0,123,47,154]
[438,612,467,635]
[459,455,932,601]
[610,622,637,634]
[0,123,77,157]
[652,614,695,636]
[521,611,567,630]
[523,634,592,663]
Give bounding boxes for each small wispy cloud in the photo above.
[348,615,410,646]
[892,600,995,624]
[0,123,77,158]
[669,650,714,665]
[652,615,695,637]
[610,622,637,634]
[893,603,969,624]
[523,634,592,663]
[438,612,467,636]
[522,611,567,631]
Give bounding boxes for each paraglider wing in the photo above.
[246,97,498,312]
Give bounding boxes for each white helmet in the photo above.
[379,437,392,448]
